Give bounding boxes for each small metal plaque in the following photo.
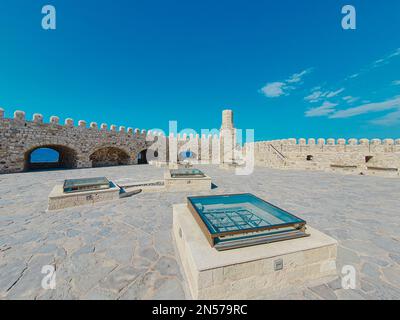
[274,258,283,271]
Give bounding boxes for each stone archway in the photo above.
[24,145,78,171]
[137,149,148,164]
[89,147,131,167]
[178,150,197,162]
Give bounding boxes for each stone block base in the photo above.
[173,204,338,299]
[48,183,120,210]
[219,162,245,170]
[164,172,212,192]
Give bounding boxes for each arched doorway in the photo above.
[24,145,78,171]
[137,149,148,164]
[178,150,196,162]
[90,147,130,167]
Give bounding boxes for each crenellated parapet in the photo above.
[0,108,151,173]
[2,107,398,176]
[252,136,400,177]
[0,108,150,138]
[0,107,228,174]
[256,137,400,147]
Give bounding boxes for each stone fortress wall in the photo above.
[0,108,232,174]
[134,111,237,166]
[250,138,400,177]
[0,108,151,174]
[1,106,399,177]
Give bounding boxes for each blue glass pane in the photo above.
[63,177,111,193]
[170,168,205,178]
[188,193,305,235]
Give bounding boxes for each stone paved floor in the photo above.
[0,165,400,300]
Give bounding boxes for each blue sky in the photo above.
[1,0,399,141]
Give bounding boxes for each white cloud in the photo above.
[287,69,311,83]
[260,68,312,98]
[372,58,386,68]
[389,48,400,58]
[345,48,400,81]
[346,47,400,80]
[304,88,345,102]
[371,48,400,68]
[304,91,323,102]
[302,48,400,124]
[311,86,322,91]
[370,110,400,126]
[342,96,359,103]
[305,101,337,117]
[260,82,286,98]
[304,95,400,125]
[326,88,345,98]
[329,96,400,119]
[348,73,359,79]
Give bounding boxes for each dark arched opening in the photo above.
[178,150,196,162]
[24,145,78,171]
[137,149,148,164]
[90,147,130,167]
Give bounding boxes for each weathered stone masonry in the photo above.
[0,109,150,174]
[2,107,399,177]
[0,108,240,174]
[250,138,400,177]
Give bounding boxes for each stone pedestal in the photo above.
[48,183,120,210]
[164,171,211,192]
[173,204,338,299]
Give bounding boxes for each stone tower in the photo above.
[220,109,236,164]
[221,109,234,130]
